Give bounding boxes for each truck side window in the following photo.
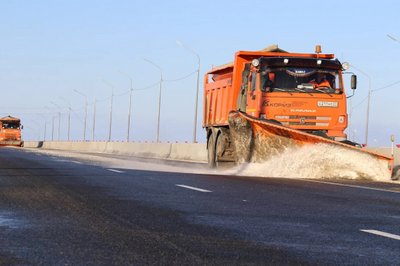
[237,63,251,111]
[250,72,257,92]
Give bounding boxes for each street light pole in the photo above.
[67,107,71,141]
[349,65,372,146]
[365,88,371,146]
[92,97,96,141]
[101,79,114,142]
[176,40,201,143]
[387,34,400,44]
[44,106,55,141]
[57,112,61,140]
[118,71,134,142]
[44,121,47,141]
[59,97,72,141]
[143,59,163,143]
[51,102,62,141]
[51,116,55,141]
[73,89,88,141]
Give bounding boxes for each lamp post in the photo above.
[348,64,372,146]
[387,34,400,44]
[44,121,47,141]
[51,115,55,141]
[51,101,65,141]
[59,97,72,141]
[50,103,61,141]
[176,40,201,143]
[118,71,134,142]
[73,89,88,141]
[143,59,163,143]
[100,78,114,142]
[44,106,56,141]
[92,97,96,141]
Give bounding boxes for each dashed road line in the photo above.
[361,229,400,241]
[107,169,125,174]
[175,184,212,193]
[303,179,400,194]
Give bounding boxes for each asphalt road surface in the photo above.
[0,147,399,265]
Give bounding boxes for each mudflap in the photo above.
[228,111,394,180]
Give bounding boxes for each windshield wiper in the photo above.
[273,88,293,95]
[312,87,333,97]
[294,87,313,96]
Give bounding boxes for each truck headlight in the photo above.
[252,59,260,67]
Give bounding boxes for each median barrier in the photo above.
[23,141,207,162]
[170,143,207,162]
[104,142,173,159]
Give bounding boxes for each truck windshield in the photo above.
[260,67,341,94]
[1,122,20,129]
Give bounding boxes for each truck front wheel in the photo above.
[207,133,216,168]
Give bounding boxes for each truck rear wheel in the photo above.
[215,133,223,168]
[392,165,400,181]
[207,133,216,168]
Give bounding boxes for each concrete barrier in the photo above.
[23,141,208,162]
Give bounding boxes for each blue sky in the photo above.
[0,0,399,145]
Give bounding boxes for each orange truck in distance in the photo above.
[0,116,23,147]
[203,45,395,179]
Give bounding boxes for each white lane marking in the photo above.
[107,169,125,174]
[303,179,400,194]
[175,184,212,193]
[53,159,83,164]
[361,229,400,241]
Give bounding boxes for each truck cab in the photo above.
[203,45,357,167]
[241,56,350,141]
[0,116,23,147]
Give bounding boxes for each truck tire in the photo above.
[207,133,216,168]
[215,133,223,168]
[391,165,400,181]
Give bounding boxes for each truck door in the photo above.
[237,63,250,112]
[246,70,262,118]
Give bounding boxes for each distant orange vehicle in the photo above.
[203,45,394,179]
[0,116,23,147]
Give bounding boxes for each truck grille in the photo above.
[275,115,331,127]
[4,133,17,140]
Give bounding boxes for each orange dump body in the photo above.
[0,116,23,147]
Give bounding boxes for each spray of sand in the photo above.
[229,143,390,181]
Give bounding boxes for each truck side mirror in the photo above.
[351,75,357,90]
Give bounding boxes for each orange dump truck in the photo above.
[0,116,23,147]
[203,45,396,179]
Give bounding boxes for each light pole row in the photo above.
[45,41,200,143]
